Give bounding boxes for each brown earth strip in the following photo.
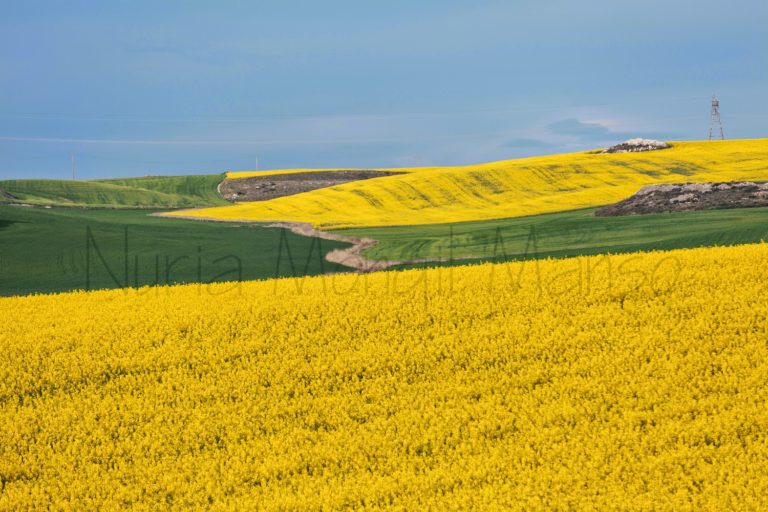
[219,170,404,202]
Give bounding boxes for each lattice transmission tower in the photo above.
[708,95,724,140]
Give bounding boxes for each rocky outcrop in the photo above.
[602,138,671,154]
[596,181,768,216]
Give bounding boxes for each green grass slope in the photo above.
[96,174,229,205]
[0,206,347,296]
[0,174,228,208]
[339,207,768,263]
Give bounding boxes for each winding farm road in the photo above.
[151,212,443,272]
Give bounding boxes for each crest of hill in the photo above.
[167,139,768,229]
[0,174,228,208]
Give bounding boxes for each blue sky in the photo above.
[1,0,766,179]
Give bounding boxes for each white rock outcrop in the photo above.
[602,139,671,153]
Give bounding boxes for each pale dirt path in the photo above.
[150,213,445,272]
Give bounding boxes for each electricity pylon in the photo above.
[708,95,724,140]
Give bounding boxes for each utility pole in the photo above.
[71,153,76,180]
[708,95,725,140]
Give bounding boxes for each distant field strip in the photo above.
[0,174,228,208]
[2,244,768,509]
[339,207,768,262]
[169,139,768,229]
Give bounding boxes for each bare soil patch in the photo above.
[219,170,403,202]
[596,181,768,216]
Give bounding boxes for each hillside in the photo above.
[0,174,228,208]
[95,174,229,205]
[3,243,768,509]
[165,139,768,229]
[341,206,768,263]
[0,205,344,296]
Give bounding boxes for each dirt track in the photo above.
[154,171,441,272]
[266,222,404,272]
[152,213,443,272]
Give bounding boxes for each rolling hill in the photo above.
[165,139,768,229]
[0,174,228,208]
[340,206,768,263]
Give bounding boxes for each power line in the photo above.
[0,94,721,123]
[708,95,725,140]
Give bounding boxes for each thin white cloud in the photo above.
[0,132,490,146]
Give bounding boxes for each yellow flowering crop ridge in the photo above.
[166,139,768,229]
[1,243,767,510]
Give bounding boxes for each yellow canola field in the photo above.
[1,243,768,510]
[169,139,768,229]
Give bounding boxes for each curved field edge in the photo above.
[1,243,768,509]
[165,139,768,229]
